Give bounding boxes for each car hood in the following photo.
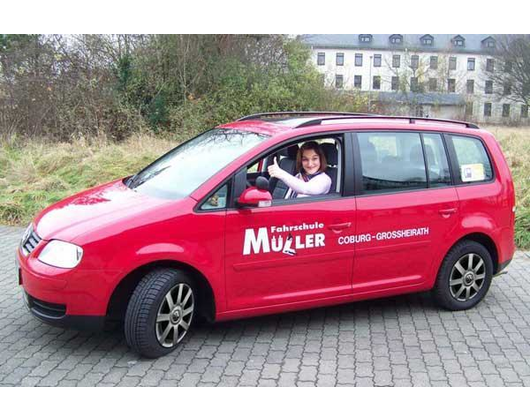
[34,179,174,243]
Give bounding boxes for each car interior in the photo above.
[245,137,342,200]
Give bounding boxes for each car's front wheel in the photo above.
[432,240,494,311]
[125,268,195,358]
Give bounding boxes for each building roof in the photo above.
[376,92,466,106]
[300,34,500,54]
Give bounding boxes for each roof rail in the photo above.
[237,111,375,121]
[295,115,480,129]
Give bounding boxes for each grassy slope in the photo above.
[0,135,176,225]
[1,127,529,248]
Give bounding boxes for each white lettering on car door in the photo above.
[242,222,327,256]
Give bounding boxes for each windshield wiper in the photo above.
[126,173,138,188]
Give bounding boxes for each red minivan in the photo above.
[16,112,515,358]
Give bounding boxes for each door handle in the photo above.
[328,222,352,232]
[439,208,457,217]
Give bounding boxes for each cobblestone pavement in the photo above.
[1,225,530,387]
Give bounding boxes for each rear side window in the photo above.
[449,135,493,183]
[358,132,427,192]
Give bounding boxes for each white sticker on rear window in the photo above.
[461,163,485,182]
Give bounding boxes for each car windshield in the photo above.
[127,128,269,199]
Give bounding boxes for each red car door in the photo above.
[224,199,356,310]
[351,131,460,294]
[223,136,356,311]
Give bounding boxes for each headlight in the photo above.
[38,240,84,269]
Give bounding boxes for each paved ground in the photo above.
[1,225,530,387]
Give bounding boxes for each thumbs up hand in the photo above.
[268,156,282,179]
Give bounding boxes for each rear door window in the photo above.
[358,132,427,193]
[448,135,493,183]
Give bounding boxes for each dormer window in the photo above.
[482,36,496,49]
[359,34,372,44]
[452,35,465,47]
[389,34,403,45]
[420,34,434,46]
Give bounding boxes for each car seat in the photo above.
[271,144,299,199]
[321,143,338,193]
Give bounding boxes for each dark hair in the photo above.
[296,141,327,173]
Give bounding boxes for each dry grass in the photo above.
[0,134,177,225]
[484,126,530,249]
[1,127,530,248]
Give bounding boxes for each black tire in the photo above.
[125,268,196,358]
[432,240,494,311]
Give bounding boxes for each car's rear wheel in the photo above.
[125,268,195,358]
[432,240,494,311]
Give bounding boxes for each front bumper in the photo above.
[17,246,122,323]
[23,291,105,331]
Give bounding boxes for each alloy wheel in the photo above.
[156,283,194,348]
[449,253,486,302]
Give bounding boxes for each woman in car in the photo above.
[268,141,332,198]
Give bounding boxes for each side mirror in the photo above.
[237,176,272,208]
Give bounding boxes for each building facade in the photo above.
[301,34,528,124]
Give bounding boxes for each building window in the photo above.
[391,76,399,91]
[448,79,456,93]
[336,53,344,66]
[359,34,372,43]
[453,36,465,47]
[430,56,438,70]
[354,75,362,89]
[522,105,529,118]
[373,54,382,67]
[465,102,474,117]
[373,76,381,90]
[503,83,512,95]
[355,53,363,67]
[389,34,403,45]
[317,52,325,66]
[502,104,510,117]
[486,58,494,72]
[485,80,493,94]
[484,103,492,117]
[467,58,475,71]
[482,37,496,49]
[410,77,419,92]
[335,74,343,89]
[429,78,437,92]
[392,55,400,68]
[449,57,457,70]
[411,55,419,69]
[421,35,434,46]
[467,80,475,94]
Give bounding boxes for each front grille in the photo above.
[26,293,66,319]
[21,227,42,256]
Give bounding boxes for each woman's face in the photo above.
[301,149,321,175]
